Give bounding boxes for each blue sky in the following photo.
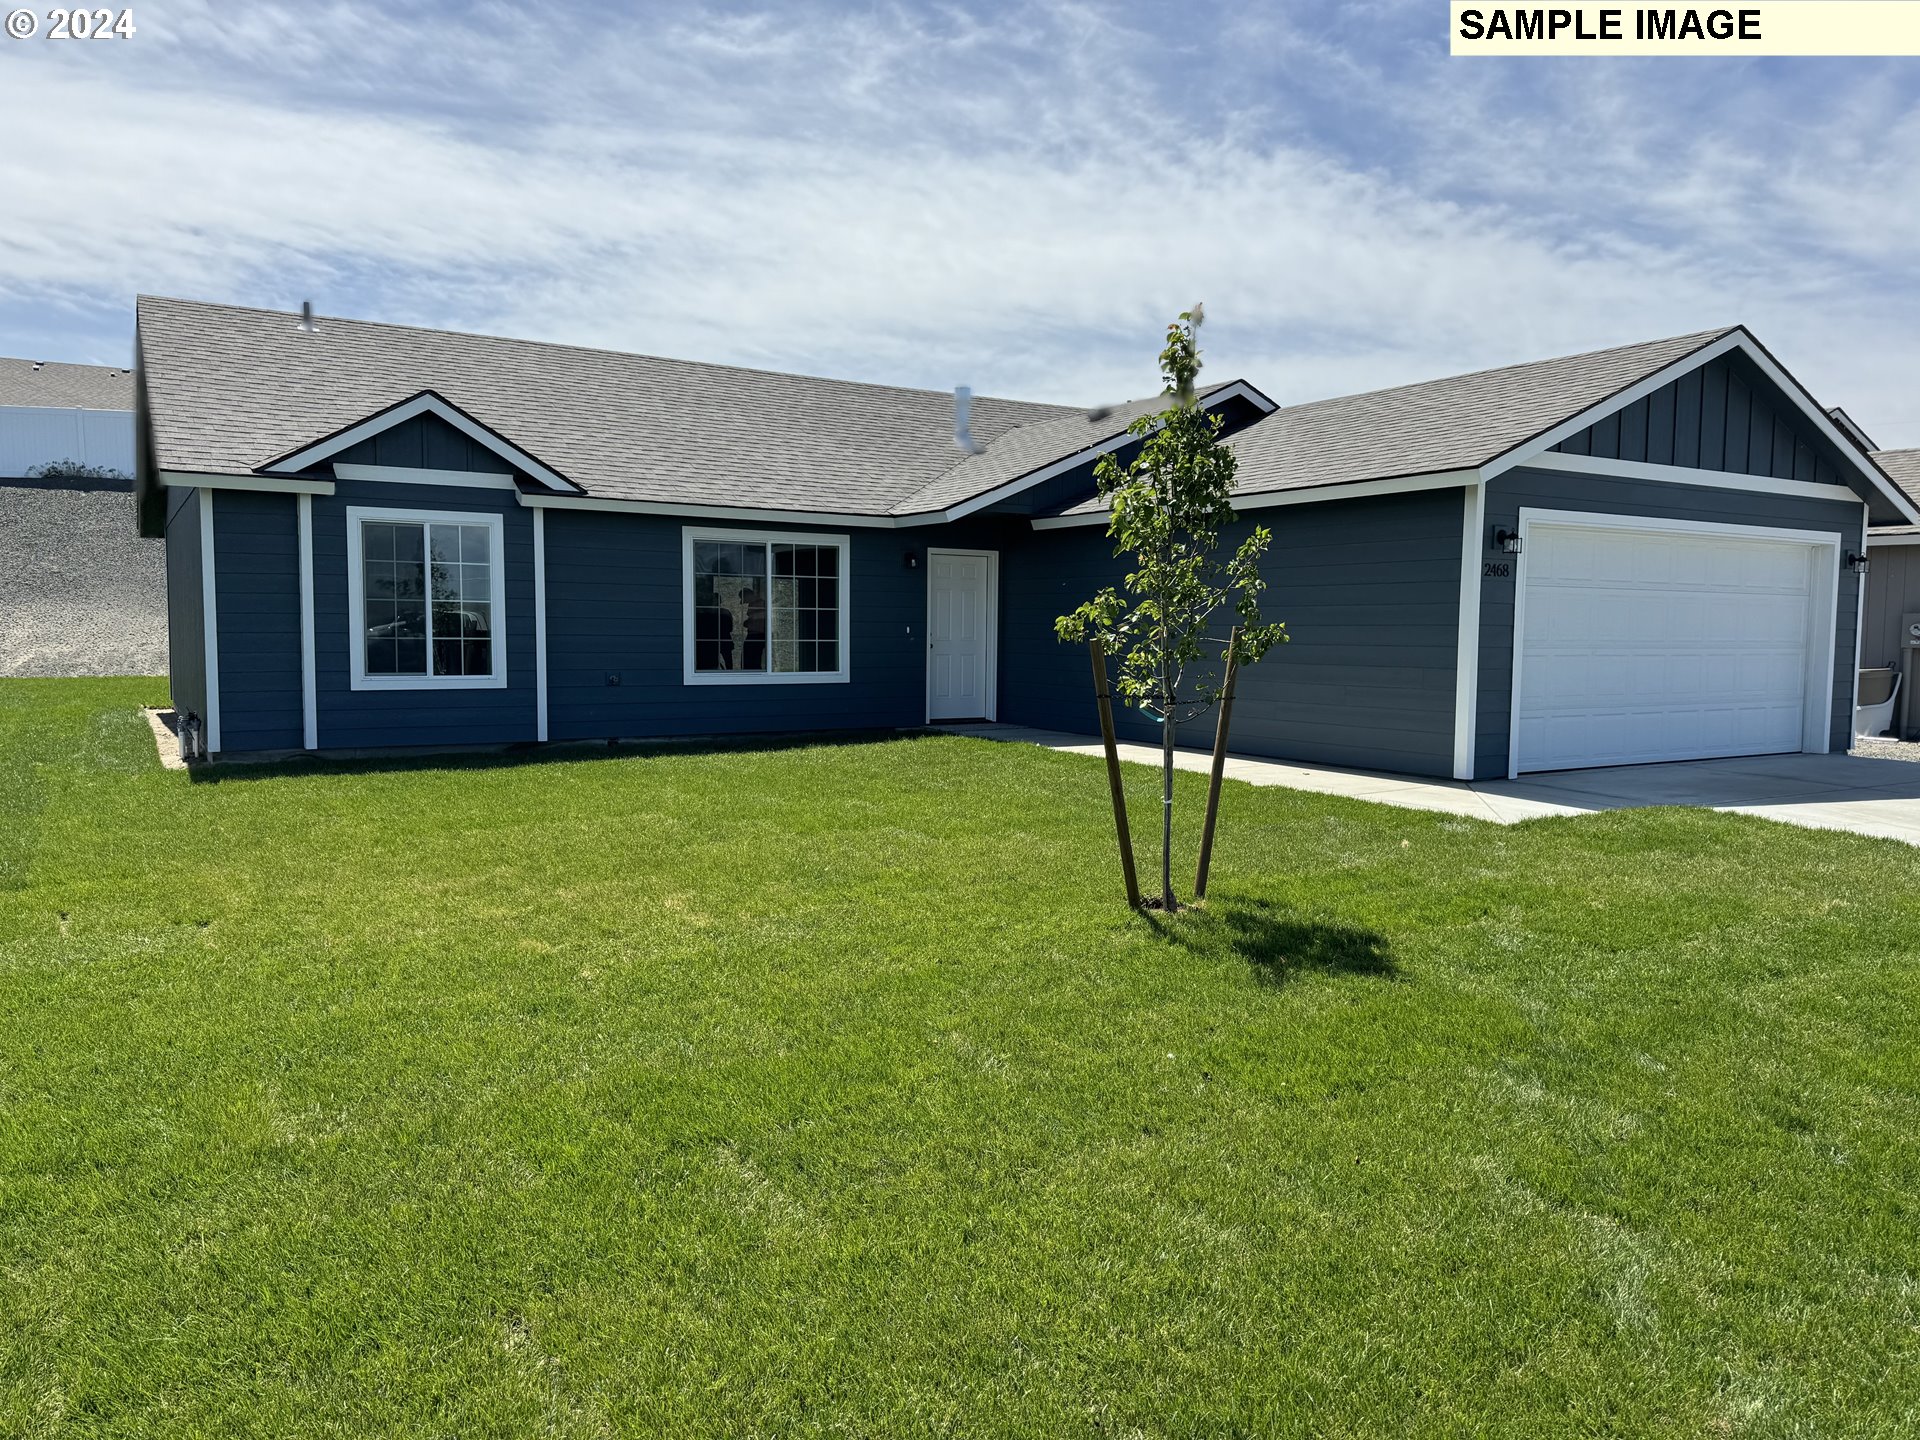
[3,1,1919,442]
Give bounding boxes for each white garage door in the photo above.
[1514,520,1830,774]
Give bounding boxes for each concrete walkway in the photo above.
[934,724,1920,846]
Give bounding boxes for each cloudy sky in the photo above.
[3,1,1918,441]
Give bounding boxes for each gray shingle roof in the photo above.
[1054,328,1736,515]
[889,383,1236,516]
[0,357,134,410]
[1870,449,1920,536]
[136,296,1082,516]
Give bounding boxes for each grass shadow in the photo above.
[185,727,938,784]
[1142,893,1398,988]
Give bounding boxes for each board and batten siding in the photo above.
[1552,350,1854,488]
[542,511,1015,740]
[1001,488,1465,777]
[1863,544,1920,671]
[1473,467,1866,779]
[209,489,305,752]
[162,485,206,726]
[310,478,539,749]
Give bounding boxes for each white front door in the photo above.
[1513,519,1833,774]
[927,549,995,722]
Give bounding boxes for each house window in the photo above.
[348,506,508,690]
[684,529,850,684]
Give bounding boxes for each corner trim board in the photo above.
[1452,481,1486,780]
[533,508,549,742]
[199,488,221,755]
[298,494,317,749]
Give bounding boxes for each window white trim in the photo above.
[1452,481,1487,779]
[199,488,221,755]
[924,547,999,724]
[298,494,317,749]
[1505,507,1843,779]
[533,508,549,741]
[333,463,520,491]
[269,392,582,493]
[346,505,509,691]
[681,526,851,686]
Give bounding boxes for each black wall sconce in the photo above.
[1847,550,1871,577]
[904,550,920,570]
[1492,526,1523,555]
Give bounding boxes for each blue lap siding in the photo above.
[1000,488,1466,777]
[310,479,539,750]
[163,485,206,728]
[211,489,304,752]
[1472,467,1866,779]
[543,511,1016,740]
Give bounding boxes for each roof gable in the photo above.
[263,390,580,492]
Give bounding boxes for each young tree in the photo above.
[1056,306,1286,911]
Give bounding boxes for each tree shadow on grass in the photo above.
[1142,893,1399,988]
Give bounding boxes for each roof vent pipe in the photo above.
[953,385,985,455]
[298,300,316,334]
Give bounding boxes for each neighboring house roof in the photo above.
[1053,328,1736,515]
[0,357,134,410]
[1870,449,1920,537]
[136,295,1096,517]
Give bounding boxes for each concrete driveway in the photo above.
[938,725,1920,846]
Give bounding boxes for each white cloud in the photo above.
[2,1,1918,440]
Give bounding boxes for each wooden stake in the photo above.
[1090,640,1143,909]
[1194,628,1241,902]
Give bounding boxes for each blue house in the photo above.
[135,297,1920,780]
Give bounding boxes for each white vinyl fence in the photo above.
[0,405,136,477]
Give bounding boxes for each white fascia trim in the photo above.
[519,491,901,528]
[298,494,317,750]
[345,505,510,691]
[1485,329,1920,526]
[1866,531,1920,547]
[533,508,549,742]
[1519,450,1865,503]
[680,525,852,686]
[162,469,334,496]
[198,488,221,755]
[1851,499,1868,734]
[1030,468,1479,530]
[1452,480,1488,780]
[1506,507,1845,778]
[932,380,1278,525]
[333,463,519,491]
[273,393,581,494]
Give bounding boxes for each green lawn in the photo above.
[3,678,1919,1438]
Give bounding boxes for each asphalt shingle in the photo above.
[136,296,1082,516]
[0,358,135,410]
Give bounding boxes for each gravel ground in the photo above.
[0,482,167,677]
[1853,735,1920,764]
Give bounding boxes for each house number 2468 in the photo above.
[1482,561,1512,579]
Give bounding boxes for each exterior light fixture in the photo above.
[905,550,919,569]
[1847,550,1871,577]
[1493,526,1523,555]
